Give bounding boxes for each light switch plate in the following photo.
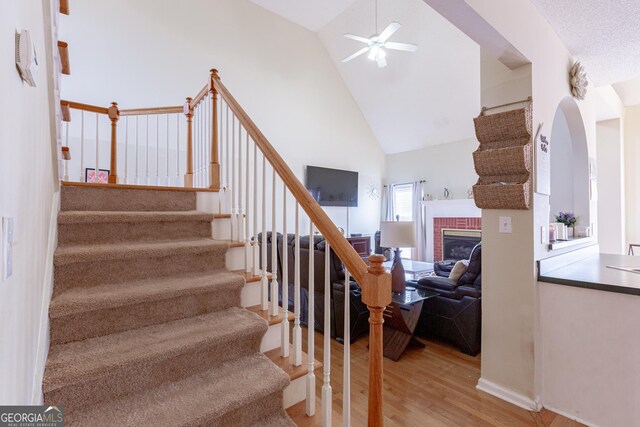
[499,216,512,234]
[2,217,13,281]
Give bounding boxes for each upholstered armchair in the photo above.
[409,243,482,355]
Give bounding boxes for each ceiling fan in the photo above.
[342,1,417,68]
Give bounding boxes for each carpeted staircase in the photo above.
[44,184,295,426]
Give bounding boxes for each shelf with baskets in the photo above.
[471,100,533,210]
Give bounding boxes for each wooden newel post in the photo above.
[209,69,221,190]
[107,102,119,184]
[362,254,392,427]
[184,97,194,187]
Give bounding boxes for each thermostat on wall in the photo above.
[15,29,38,87]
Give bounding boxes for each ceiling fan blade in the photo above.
[342,47,370,63]
[376,55,388,68]
[344,33,371,44]
[384,42,418,52]
[378,22,401,42]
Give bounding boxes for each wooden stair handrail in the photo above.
[211,74,391,427]
[120,106,183,116]
[61,100,109,115]
[211,74,368,284]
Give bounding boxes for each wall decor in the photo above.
[85,168,110,184]
[570,61,588,101]
[366,180,380,200]
[535,123,551,195]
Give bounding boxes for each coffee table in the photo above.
[382,288,437,361]
[382,260,434,280]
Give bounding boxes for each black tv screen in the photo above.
[306,166,358,207]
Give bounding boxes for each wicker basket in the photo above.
[473,144,532,177]
[472,174,531,210]
[474,104,533,144]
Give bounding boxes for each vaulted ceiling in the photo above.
[251,0,481,154]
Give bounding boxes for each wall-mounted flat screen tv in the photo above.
[306,166,358,207]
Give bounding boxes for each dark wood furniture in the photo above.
[347,236,371,259]
[382,289,437,361]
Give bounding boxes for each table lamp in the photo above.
[380,221,416,293]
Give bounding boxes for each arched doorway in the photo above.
[550,97,590,232]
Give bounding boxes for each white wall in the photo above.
[597,119,625,254]
[539,283,640,426]
[0,1,58,404]
[385,138,478,199]
[625,106,640,248]
[60,0,385,234]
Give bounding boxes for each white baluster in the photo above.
[244,131,251,273]
[79,110,84,182]
[293,204,302,367]
[175,114,180,187]
[64,121,69,181]
[231,114,237,240]
[281,185,289,357]
[237,123,243,243]
[155,115,159,185]
[270,168,279,317]
[252,141,258,276]
[225,103,230,212]
[165,114,170,186]
[135,116,140,184]
[194,106,199,187]
[306,221,316,416]
[343,269,351,427]
[94,113,99,183]
[124,116,129,184]
[145,115,150,185]
[322,241,332,426]
[261,154,268,311]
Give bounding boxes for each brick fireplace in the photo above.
[434,217,482,262]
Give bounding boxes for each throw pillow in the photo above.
[448,260,469,282]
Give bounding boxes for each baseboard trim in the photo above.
[31,191,60,404]
[476,378,541,412]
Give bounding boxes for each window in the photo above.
[392,183,414,259]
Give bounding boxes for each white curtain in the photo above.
[382,185,395,221]
[412,181,427,261]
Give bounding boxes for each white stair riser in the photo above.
[195,192,222,214]
[260,323,281,352]
[241,281,261,307]
[212,217,231,240]
[283,376,306,409]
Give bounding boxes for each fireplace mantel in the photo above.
[422,199,481,262]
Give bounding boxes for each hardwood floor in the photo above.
[287,328,583,426]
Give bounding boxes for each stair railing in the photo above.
[62,69,391,426]
[210,69,391,427]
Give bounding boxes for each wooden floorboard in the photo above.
[287,328,584,427]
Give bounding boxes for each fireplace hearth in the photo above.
[442,229,482,261]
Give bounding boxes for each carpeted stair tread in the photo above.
[54,238,227,265]
[43,307,267,393]
[66,353,291,427]
[58,210,215,224]
[50,270,244,318]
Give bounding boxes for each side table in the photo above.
[382,288,437,361]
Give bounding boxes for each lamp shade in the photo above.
[380,221,416,248]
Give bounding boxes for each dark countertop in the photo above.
[538,253,640,296]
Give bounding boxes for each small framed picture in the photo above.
[85,168,110,183]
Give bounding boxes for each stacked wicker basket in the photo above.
[472,103,533,210]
